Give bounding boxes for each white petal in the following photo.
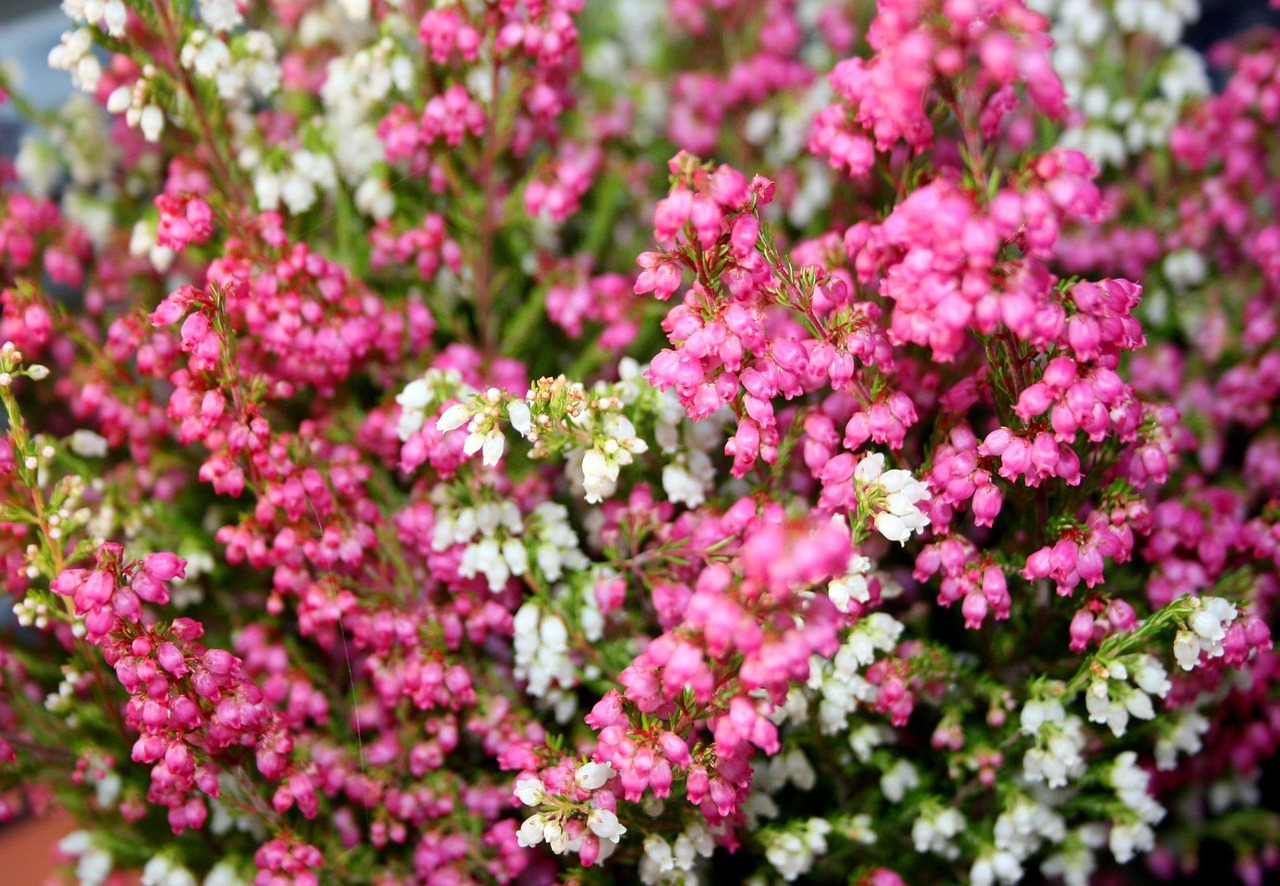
[436,403,470,432]
[508,400,532,435]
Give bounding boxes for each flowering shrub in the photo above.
[2,0,1280,884]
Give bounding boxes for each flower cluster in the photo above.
[1,0,1280,884]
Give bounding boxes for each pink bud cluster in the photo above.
[544,260,641,348]
[809,0,1065,178]
[369,214,462,282]
[586,507,850,829]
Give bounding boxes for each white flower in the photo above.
[914,807,966,857]
[142,856,198,886]
[501,538,528,576]
[765,820,831,882]
[580,448,617,503]
[855,453,931,543]
[508,400,533,435]
[106,85,132,114]
[587,807,626,842]
[514,777,547,807]
[880,759,919,803]
[102,0,127,37]
[1162,248,1206,290]
[641,835,675,876]
[435,402,470,432]
[576,761,616,791]
[198,0,244,32]
[59,832,113,886]
[139,105,165,143]
[1155,708,1209,770]
[1173,630,1200,670]
[203,861,248,886]
[1132,655,1171,697]
[1190,609,1225,643]
[481,429,505,466]
[1124,688,1155,720]
[1108,820,1154,864]
[394,378,435,409]
[873,511,912,544]
[855,452,885,482]
[517,813,547,847]
[827,554,872,612]
[462,430,486,457]
[661,461,706,508]
[281,172,317,214]
[1019,697,1065,736]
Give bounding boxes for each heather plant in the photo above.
[0,1,1278,885]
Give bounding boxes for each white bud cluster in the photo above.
[57,830,113,886]
[48,28,102,93]
[992,796,1066,868]
[654,386,718,508]
[513,601,577,710]
[105,66,166,143]
[13,594,52,630]
[397,369,475,441]
[1154,706,1210,770]
[433,387,525,469]
[212,31,281,102]
[849,723,891,763]
[1084,654,1169,737]
[1108,751,1166,838]
[638,823,717,885]
[826,552,873,613]
[1173,595,1238,670]
[969,849,1023,886]
[764,818,833,882]
[84,753,123,810]
[1032,0,1207,166]
[913,806,967,858]
[745,747,819,825]
[321,36,413,210]
[180,30,232,81]
[1040,826,1107,886]
[202,861,250,886]
[254,148,339,216]
[807,612,904,734]
[577,412,649,503]
[60,0,128,36]
[1162,248,1208,291]
[44,667,85,714]
[1208,770,1262,815]
[127,216,175,274]
[70,429,110,458]
[142,854,198,886]
[16,92,116,200]
[197,0,244,33]
[880,759,920,803]
[854,453,931,544]
[430,489,525,592]
[14,136,62,200]
[515,770,626,855]
[1020,693,1087,788]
